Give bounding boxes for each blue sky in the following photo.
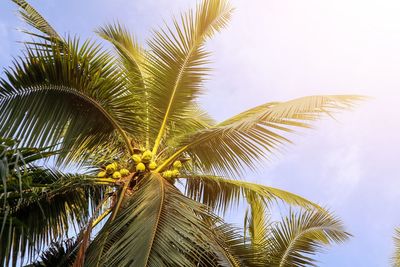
[1,0,400,266]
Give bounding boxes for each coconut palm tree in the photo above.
[0,0,360,266]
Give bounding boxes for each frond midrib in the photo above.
[142,174,165,266]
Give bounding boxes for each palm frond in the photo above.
[0,168,113,266]
[31,238,78,267]
[182,174,321,214]
[86,173,256,267]
[96,22,145,85]
[245,194,270,248]
[268,209,350,267]
[392,228,400,266]
[12,0,61,40]
[209,223,267,267]
[159,95,364,176]
[96,22,150,148]
[146,0,233,154]
[0,37,144,164]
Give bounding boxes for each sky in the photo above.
[1,0,400,266]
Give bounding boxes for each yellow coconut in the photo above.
[163,170,173,179]
[112,171,122,179]
[120,169,130,176]
[136,162,146,172]
[131,154,142,164]
[173,160,182,169]
[141,150,153,163]
[106,164,116,174]
[97,171,107,178]
[148,161,157,170]
[171,169,180,177]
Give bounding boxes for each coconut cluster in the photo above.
[131,150,158,172]
[97,162,130,179]
[96,149,184,182]
[162,160,182,180]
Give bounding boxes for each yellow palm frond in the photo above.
[160,95,364,176]
[182,174,321,213]
[268,210,350,267]
[146,0,233,154]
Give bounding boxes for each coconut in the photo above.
[136,162,146,172]
[163,170,173,179]
[148,161,157,170]
[120,168,130,176]
[141,150,153,163]
[171,169,180,177]
[106,164,116,174]
[173,160,182,169]
[112,171,122,179]
[131,154,142,164]
[97,171,107,178]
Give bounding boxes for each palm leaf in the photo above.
[183,174,321,214]
[244,194,270,248]
[86,173,256,267]
[31,238,79,267]
[209,223,267,267]
[268,210,350,267]
[0,168,113,266]
[12,0,61,40]
[146,0,233,155]
[159,95,364,176]
[96,22,145,86]
[0,38,144,164]
[96,22,151,148]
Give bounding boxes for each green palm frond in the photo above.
[159,95,363,176]
[393,228,400,266]
[12,0,61,41]
[268,210,350,267]
[0,37,145,164]
[31,238,78,267]
[96,22,145,84]
[95,22,150,148]
[86,173,255,267]
[183,174,321,213]
[0,168,113,266]
[146,0,233,155]
[210,223,267,267]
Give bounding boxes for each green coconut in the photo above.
[131,154,142,164]
[120,168,130,176]
[148,161,157,170]
[97,171,107,178]
[136,162,146,172]
[141,150,153,163]
[112,171,122,179]
[173,160,182,169]
[106,164,116,174]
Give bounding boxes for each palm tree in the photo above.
[0,0,360,266]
